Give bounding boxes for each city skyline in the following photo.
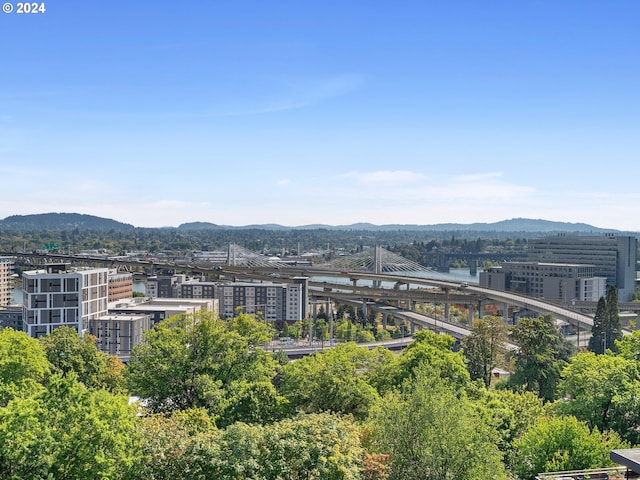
[1,1,639,230]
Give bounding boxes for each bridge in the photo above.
[3,247,596,337]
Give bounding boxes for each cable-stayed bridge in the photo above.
[4,245,597,336]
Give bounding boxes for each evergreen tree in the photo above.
[587,287,623,354]
[606,285,623,352]
[587,297,608,354]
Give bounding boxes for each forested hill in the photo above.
[0,213,134,231]
[0,213,623,234]
[178,218,615,233]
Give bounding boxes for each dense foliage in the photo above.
[1,308,639,479]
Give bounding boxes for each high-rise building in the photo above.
[528,234,637,301]
[107,269,133,301]
[146,274,217,300]
[0,257,13,308]
[480,262,607,302]
[218,281,304,322]
[22,264,109,337]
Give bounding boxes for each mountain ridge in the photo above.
[0,213,632,233]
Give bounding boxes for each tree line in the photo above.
[0,228,531,260]
[1,304,640,479]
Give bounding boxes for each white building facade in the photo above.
[22,264,108,337]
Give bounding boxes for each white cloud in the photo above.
[331,170,533,203]
[277,179,292,186]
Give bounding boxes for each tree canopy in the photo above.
[39,326,125,392]
[369,368,508,480]
[371,330,470,395]
[0,328,50,406]
[512,416,627,480]
[556,351,640,444]
[0,374,138,480]
[462,315,509,388]
[126,312,284,425]
[509,314,572,401]
[280,342,390,419]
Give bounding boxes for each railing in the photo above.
[535,466,628,479]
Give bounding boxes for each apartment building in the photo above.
[218,280,305,322]
[0,306,22,331]
[146,273,307,322]
[22,264,109,337]
[146,274,217,300]
[107,269,133,301]
[87,313,150,357]
[0,256,13,308]
[528,234,637,301]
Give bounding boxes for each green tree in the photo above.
[372,330,470,396]
[512,416,627,480]
[39,326,124,392]
[509,315,572,401]
[280,343,390,419]
[228,311,274,345]
[369,369,508,480]
[606,285,623,352]
[615,329,640,362]
[462,316,509,388]
[556,351,640,444]
[128,408,220,480]
[375,328,391,342]
[127,312,283,425]
[472,388,545,468]
[589,287,623,354]
[221,379,289,427]
[588,296,609,354]
[0,328,50,406]
[0,374,138,480]
[356,328,376,343]
[259,413,364,480]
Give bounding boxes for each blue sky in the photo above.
[1,1,639,230]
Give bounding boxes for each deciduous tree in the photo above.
[509,314,572,401]
[127,312,284,425]
[40,326,124,392]
[369,369,508,480]
[556,351,640,444]
[0,328,50,406]
[280,342,389,419]
[472,388,545,467]
[513,416,627,480]
[462,316,509,388]
[0,374,138,480]
[372,330,470,395]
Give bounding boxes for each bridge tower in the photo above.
[227,243,236,267]
[373,246,382,288]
